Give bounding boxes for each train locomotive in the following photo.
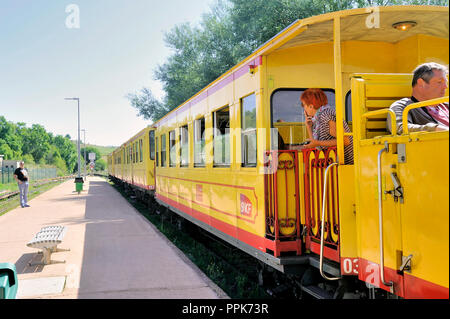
[108,6,449,299]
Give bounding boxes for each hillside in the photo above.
[71,141,117,161]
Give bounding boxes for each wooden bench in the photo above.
[27,226,70,266]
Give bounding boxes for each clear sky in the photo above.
[0,0,213,147]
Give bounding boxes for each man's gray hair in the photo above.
[412,62,448,87]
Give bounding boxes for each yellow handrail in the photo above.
[362,109,397,137]
[402,96,449,135]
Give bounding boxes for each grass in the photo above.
[0,182,17,193]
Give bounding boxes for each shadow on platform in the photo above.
[15,253,44,274]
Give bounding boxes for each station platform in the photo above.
[0,177,228,299]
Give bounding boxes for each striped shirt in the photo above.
[387,97,449,134]
[312,105,354,165]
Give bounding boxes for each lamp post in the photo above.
[81,129,87,180]
[65,97,84,193]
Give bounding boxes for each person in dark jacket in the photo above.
[13,161,30,208]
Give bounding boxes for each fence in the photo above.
[0,167,58,184]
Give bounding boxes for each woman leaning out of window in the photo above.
[289,88,354,165]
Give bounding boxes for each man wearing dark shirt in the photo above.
[13,161,30,208]
[387,62,448,135]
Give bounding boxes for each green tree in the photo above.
[0,116,23,158]
[94,158,106,171]
[21,124,51,164]
[0,139,14,160]
[53,135,77,173]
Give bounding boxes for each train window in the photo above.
[135,142,139,163]
[272,89,336,123]
[271,89,335,147]
[194,117,206,166]
[139,139,143,162]
[129,146,132,164]
[213,106,230,166]
[345,91,352,122]
[241,94,257,167]
[149,131,155,160]
[180,125,189,167]
[161,134,167,167]
[169,130,176,167]
[155,136,159,166]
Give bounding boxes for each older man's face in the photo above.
[423,70,449,100]
[19,162,24,168]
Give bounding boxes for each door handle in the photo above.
[399,254,413,272]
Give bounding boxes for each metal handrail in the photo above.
[377,142,393,290]
[362,108,397,137]
[402,96,449,135]
[319,162,341,281]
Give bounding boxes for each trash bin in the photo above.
[0,263,18,299]
[75,177,84,194]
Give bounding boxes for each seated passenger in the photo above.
[289,88,354,165]
[387,62,449,135]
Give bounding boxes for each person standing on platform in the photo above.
[14,161,30,208]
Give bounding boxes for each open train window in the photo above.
[242,94,257,167]
[194,117,205,167]
[180,125,189,167]
[161,134,167,167]
[149,130,155,160]
[270,88,335,148]
[169,130,176,167]
[214,106,230,166]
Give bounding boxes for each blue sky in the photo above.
[0,0,213,146]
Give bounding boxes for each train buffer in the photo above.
[26,226,70,266]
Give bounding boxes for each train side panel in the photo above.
[352,74,449,298]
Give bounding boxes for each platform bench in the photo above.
[27,226,70,266]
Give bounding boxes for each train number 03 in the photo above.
[342,258,359,275]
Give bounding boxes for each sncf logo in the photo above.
[240,194,252,217]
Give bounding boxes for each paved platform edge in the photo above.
[105,181,230,300]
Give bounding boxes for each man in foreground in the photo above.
[387,62,449,135]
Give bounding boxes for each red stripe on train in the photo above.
[357,258,448,299]
[156,193,266,252]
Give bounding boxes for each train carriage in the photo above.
[109,5,449,299]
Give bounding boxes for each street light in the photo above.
[81,129,87,180]
[64,97,84,193]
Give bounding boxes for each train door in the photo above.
[351,74,412,297]
[147,129,156,191]
[356,139,405,296]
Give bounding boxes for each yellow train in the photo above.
[108,5,449,299]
